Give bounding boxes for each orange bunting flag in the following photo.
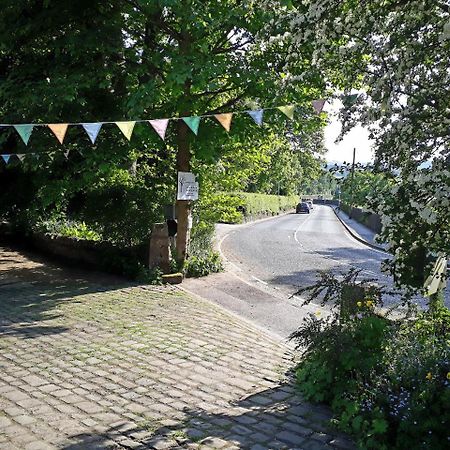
[214,113,233,132]
[48,124,69,144]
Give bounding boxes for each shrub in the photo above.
[37,218,102,241]
[184,251,223,277]
[184,220,223,277]
[290,269,449,450]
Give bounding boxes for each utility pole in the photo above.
[349,147,356,218]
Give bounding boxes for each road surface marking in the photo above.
[251,276,268,285]
[293,211,314,244]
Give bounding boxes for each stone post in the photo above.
[149,223,170,274]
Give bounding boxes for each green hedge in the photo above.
[239,192,298,218]
[200,192,297,224]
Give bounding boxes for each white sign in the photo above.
[177,172,199,201]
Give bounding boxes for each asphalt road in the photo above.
[220,204,392,300]
[184,204,448,340]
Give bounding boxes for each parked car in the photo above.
[306,200,314,210]
[296,202,310,214]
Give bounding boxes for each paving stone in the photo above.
[76,401,104,414]
[0,416,12,427]
[276,431,306,446]
[22,375,48,387]
[13,415,36,426]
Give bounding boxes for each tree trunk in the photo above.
[175,26,193,266]
[175,116,192,265]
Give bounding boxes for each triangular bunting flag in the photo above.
[82,123,102,144]
[247,109,264,126]
[312,100,326,114]
[149,119,169,140]
[116,121,136,141]
[182,116,201,135]
[342,94,359,106]
[277,105,295,120]
[14,124,34,145]
[214,113,233,132]
[17,154,26,162]
[48,123,69,144]
[1,154,11,164]
[64,150,70,159]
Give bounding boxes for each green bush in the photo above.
[37,218,102,241]
[290,270,449,450]
[184,220,223,277]
[184,251,223,277]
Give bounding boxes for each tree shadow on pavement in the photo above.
[0,244,132,339]
[62,378,354,450]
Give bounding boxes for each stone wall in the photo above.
[340,204,382,234]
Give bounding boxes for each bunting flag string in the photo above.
[0,98,346,164]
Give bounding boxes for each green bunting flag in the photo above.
[14,124,34,145]
[277,105,295,120]
[116,121,136,140]
[182,116,201,135]
[342,94,359,106]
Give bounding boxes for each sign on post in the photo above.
[177,172,199,201]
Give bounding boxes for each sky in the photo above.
[323,100,374,164]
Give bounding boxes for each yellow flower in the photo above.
[357,301,362,307]
[447,372,450,380]
[365,300,374,307]
[315,311,321,316]
[426,372,432,380]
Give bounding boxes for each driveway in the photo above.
[0,245,354,450]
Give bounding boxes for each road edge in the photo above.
[331,206,388,253]
[177,283,296,349]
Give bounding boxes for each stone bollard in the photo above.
[149,223,171,274]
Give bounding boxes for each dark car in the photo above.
[296,202,310,214]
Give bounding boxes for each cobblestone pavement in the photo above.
[0,246,355,450]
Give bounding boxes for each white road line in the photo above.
[251,275,268,285]
[293,211,314,244]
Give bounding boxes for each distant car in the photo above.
[306,200,314,210]
[296,202,310,214]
